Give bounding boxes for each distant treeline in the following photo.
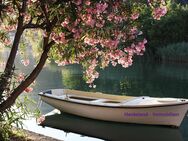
[141,2,188,62]
[177,0,188,4]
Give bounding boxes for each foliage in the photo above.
[0,95,39,141]
[141,2,188,56]
[0,0,167,87]
[120,77,131,95]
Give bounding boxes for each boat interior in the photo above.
[41,89,188,107]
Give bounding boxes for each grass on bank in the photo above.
[0,128,62,141]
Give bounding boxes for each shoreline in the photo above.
[10,129,63,141]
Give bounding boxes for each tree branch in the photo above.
[0,0,58,113]
[23,23,46,29]
[40,2,51,28]
[0,40,55,113]
[13,0,21,12]
[4,0,27,73]
[0,1,27,96]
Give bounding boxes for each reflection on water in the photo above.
[41,112,185,141]
[23,117,102,141]
[59,61,188,98]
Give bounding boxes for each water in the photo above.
[41,112,188,141]
[1,48,188,141]
[31,58,188,141]
[35,60,188,99]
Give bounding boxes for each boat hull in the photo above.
[40,95,188,127]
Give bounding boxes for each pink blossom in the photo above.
[73,31,81,39]
[4,25,16,32]
[153,6,167,20]
[17,72,25,82]
[96,20,105,28]
[73,0,82,5]
[51,32,67,44]
[124,47,134,55]
[96,3,108,14]
[59,33,67,44]
[130,27,138,35]
[111,61,117,67]
[36,115,45,124]
[85,14,95,27]
[101,59,110,68]
[61,18,70,27]
[100,39,119,49]
[24,87,33,93]
[85,59,99,84]
[117,55,133,68]
[134,39,147,55]
[24,14,31,22]
[6,5,14,14]
[73,19,81,26]
[55,60,70,66]
[43,31,48,37]
[84,37,99,46]
[85,0,91,6]
[86,8,94,14]
[21,59,30,66]
[131,13,139,20]
[4,39,12,46]
[58,61,68,66]
[107,13,114,21]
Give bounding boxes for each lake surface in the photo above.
[33,60,188,141]
[1,48,188,141]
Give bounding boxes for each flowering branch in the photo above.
[0,0,168,112]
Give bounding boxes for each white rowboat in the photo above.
[38,89,188,127]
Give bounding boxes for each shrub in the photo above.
[0,96,40,141]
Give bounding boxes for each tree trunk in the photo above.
[0,27,24,97]
[0,1,57,113]
[0,1,26,97]
[0,40,54,113]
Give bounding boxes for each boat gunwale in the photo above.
[38,93,188,109]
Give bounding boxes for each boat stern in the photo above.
[39,90,52,95]
[38,89,69,97]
